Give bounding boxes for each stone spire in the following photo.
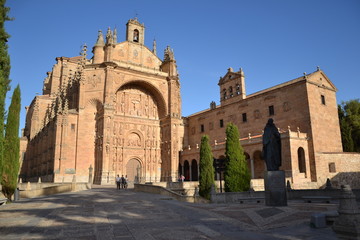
[106,27,113,45]
[161,45,178,77]
[113,28,117,44]
[153,39,157,55]
[163,46,175,62]
[95,30,105,46]
[239,67,244,77]
[93,31,105,64]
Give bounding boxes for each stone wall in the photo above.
[133,183,207,203]
[315,152,360,189]
[18,183,91,199]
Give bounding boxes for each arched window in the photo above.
[133,29,139,42]
[191,159,198,181]
[229,86,233,97]
[223,89,227,100]
[297,147,306,174]
[236,84,240,95]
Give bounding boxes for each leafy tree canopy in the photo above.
[338,99,360,152]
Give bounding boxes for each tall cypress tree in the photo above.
[224,123,251,192]
[0,0,11,179]
[2,85,21,200]
[199,135,215,200]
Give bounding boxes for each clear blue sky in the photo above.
[5,0,360,131]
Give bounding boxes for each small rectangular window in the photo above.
[329,162,336,173]
[220,119,224,128]
[269,105,274,116]
[242,113,247,122]
[200,124,204,132]
[321,95,326,105]
[71,124,76,131]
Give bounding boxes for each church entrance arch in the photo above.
[126,159,142,188]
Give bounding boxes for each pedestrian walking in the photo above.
[124,175,128,189]
[121,175,126,189]
[116,175,121,189]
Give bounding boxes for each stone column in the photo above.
[189,163,192,181]
[250,159,255,179]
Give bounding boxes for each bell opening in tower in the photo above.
[133,29,139,42]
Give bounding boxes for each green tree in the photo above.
[224,123,251,192]
[199,135,215,200]
[1,85,21,200]
[0,0,12,180]
[338,99,360,152]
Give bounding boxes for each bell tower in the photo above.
[218,67,246,106]
[126,18,145,45]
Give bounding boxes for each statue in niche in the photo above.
[145,106,149,117]
[147,126,150,137]
[113,122,117,135]
[113,149,117,162]
[119,123,123,135]
[262,118,282,171]
[153,105,157,119]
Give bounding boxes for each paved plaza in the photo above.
[0,186,339,240]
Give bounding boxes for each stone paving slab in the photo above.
[0,186,339,239]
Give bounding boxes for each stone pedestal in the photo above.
[264,170,287,206]
[332,185,360,239]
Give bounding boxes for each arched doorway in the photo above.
[253,150,265,179]
[126,159,141,187]
[298,147,306,176]
[244,152,253,179]
[184,160,190,181]
[191,159,198,181]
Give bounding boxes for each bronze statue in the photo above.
[262,118,282,171]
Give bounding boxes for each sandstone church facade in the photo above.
[20,19,360,188]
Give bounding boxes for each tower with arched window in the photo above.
[126,18,145,44]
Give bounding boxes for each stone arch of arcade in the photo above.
[191,159,198,181]
[179,159,198,181]
[244,152,252,178]
[253,150,265,179]
[183,160,190,181]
